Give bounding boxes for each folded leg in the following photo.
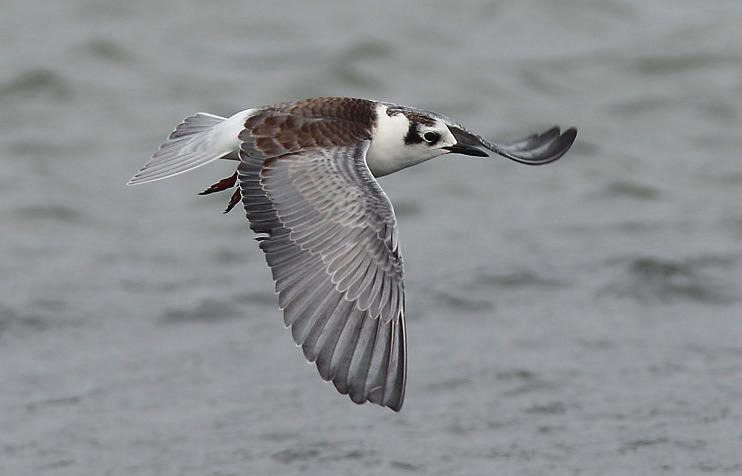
[199,171,238,195]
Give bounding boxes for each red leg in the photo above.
[199,171,238,195]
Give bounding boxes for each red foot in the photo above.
[224,188,242,214]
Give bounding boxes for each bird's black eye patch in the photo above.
[422,131,440,144]
[404,123,423,145]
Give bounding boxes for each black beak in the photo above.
[443,144,489,157]
[445,126,490,157]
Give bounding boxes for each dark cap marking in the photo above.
[386,104,437,145]
[385,105,437,127]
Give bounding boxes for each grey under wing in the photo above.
[488,126,577,165]
[237,139,407,411]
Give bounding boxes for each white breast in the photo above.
[365,104,412,177]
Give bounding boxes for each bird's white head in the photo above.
[366,103,488,177]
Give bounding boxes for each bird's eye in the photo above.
[422,131,440,144]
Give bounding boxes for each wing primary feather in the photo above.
[237,123,406,410]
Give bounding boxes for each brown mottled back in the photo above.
[242,97,377,159]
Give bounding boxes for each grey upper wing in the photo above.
[237,131,407,410]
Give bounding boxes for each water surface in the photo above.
[2,1,742,474]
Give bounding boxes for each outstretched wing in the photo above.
[237,110,407,411]
[450,124,578,166]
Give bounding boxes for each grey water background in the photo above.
[2,0,742,474]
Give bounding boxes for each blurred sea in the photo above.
[2,1,742,475]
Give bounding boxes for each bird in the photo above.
[128,97,577,411]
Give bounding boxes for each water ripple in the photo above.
[597,180,663,200]
[160,298,241,324]
[630,52,740,76]
[84,38,132,63]
[603,255,737,304]
[0,69,71,102]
